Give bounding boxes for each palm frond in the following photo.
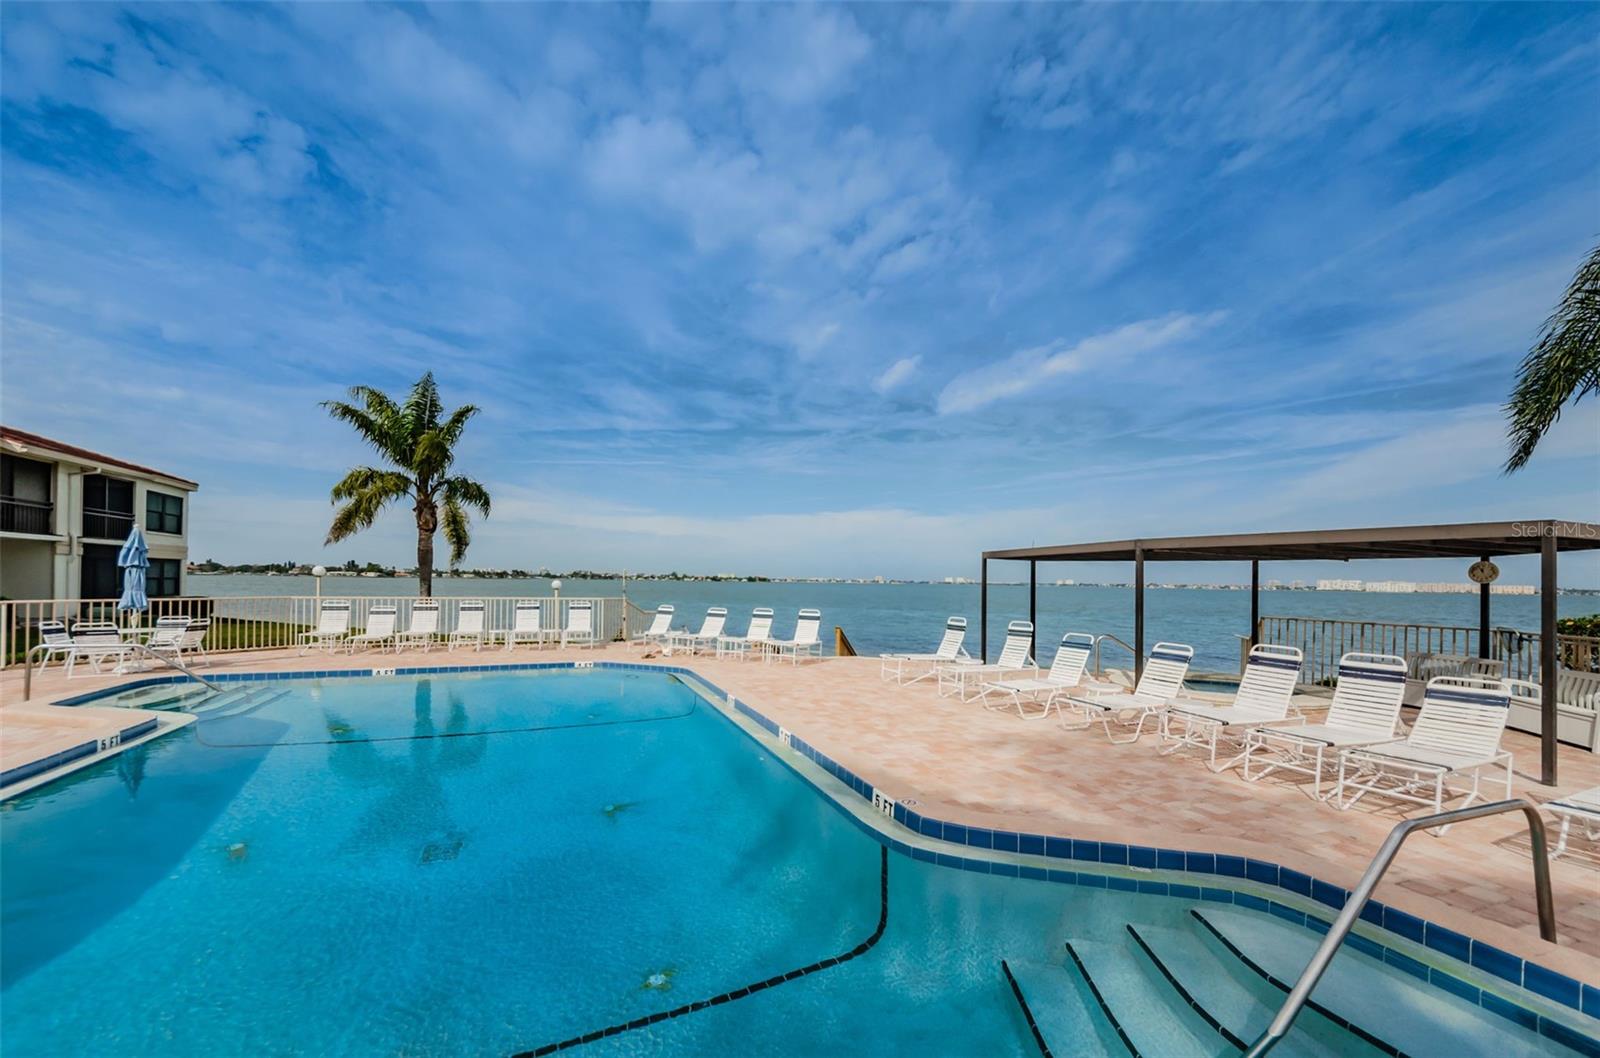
[1505,244,1600,472]
[441,498,471,566]
[330,467,412,503]
[403,372,444,438]
[326,485,405,544]
[441,475,491,516]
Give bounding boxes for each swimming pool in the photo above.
[3,666,1595,1056]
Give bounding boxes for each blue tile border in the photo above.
[49,658,1600,1046]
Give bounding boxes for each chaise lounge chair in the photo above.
[1547,786,1600,859]
[879,617,970,685]
[1158,644,1305,770]
[449,600,487,651]
[1241,651,1406,798]
[63,621,137,677]
[347,605,398,653]
[979,631,1094,719]
[938,621,1037,700]
[717,607,774,660]
[562,599,599,648]
[1333,675,1514,833]
[298,599,352,655]
[630,604,675,651]
[767,609,824,665]
[667,607,727,655]
[505,601,549,650]
[1059,642,1194,743]
[396,600,441,652]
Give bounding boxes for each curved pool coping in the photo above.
[45,660,1600,1054]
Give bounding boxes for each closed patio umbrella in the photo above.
[117,525,149,613]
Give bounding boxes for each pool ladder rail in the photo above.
[1242,797,1557,1058]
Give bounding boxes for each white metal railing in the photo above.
[1,595,632,667]
[1255,615,1598,684]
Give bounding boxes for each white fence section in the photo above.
[1,595,637,666]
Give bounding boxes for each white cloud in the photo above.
[873,356,921,394]
[936,312,1226,414]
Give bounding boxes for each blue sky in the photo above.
[3,3,1597,584]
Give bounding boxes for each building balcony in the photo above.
[0,496,54,536]
[82,509,135,541]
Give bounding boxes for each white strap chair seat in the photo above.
[1548,786,1600,859]
[396,602,441,652]
[939,621,1038,700]
[1060,643,1194,742]
[1159,644,1303,769]
[631,605,676,650]
[981,632,1094,719]
[666,607,726,655]
[767,609,823,664]
[298,600,352,655]
[717,608,775,660]
[879,617,969,684]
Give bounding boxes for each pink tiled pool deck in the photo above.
[4,644,1598,984]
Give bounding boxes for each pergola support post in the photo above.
[1250,560,1260,648]
[1540,535,1558,786]
[1134,546,1145,682]
[1478,555,1492,660]
[980,556,990,664]
[1028,560,1037,659]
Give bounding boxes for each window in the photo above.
[82,475,134,539]
[81,544,120,599]
[147,558,181,598]
[146,491,184,535]
[0,455,52,534]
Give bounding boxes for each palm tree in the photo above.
[321,372,491,596]
[1504,243,1600,472]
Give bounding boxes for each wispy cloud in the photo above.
[873,356,921,395]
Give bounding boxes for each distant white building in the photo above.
[1365,580,1417,594]
[0,426,198,601]
[1315,578,1364,591]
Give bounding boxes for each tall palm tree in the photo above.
[1504,243,1600,472]
[321,372,491,596]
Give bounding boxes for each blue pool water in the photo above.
[2,669,1592,1057]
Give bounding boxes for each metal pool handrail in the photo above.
[1093,633,1135,677]
[1242,798,1556,1058]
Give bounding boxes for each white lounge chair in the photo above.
[938,621,1038,700]
[980,632,1095,719]
[767,609,823,665]
[630,604,675,651]
[144,616,191,657]
[347,605,398,653]
[667,607,726,655]
[63,622,135,677]
[1242,652,1406,798]
[1547,786,1600,859]
[148,617,211,667]
[1059,642,1195,743]
[30,620,74,673]
[1159,644,1305,770]
[879,616,969,684]
[396,600,441,652]
[505,601,549,650]
[448,600,486,651]
[298,600,352,655]
[562,599,598,648]
[1404,653,1504,705]
[1334,675,1514,833]
[717,607,774,660]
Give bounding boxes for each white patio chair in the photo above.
[768,609,824,665]
[562,599,598,648]
[347,605,398,654]
[980,632,1094,719]
[396,600,441,652]
[1404,653,1504,705]
[667,607,726,655]
[1159,644,1305,770]
[298,600,352,655]
[938,621,1038,700]
[147,616,211,667]
[63,621,135,677]
[1547,786,1600,859]
[717,607,774,660]
[1059,642,1195,743]
[448,600,487,652]
[879,616,969,684]
[1334,675,1514,833]
[630,604,676,651]
[30,620,74,673]
[505,601,549,650]
[1242,652,1406,798]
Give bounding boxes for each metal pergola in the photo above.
[981,520,1600,785]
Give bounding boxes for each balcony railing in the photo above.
[82,509,135,540]
[0,496,53,535]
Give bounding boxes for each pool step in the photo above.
[1127,923,1381,1058]
[1002,958,1124,1057]
[1192,907,1596,1058]
[1065,938,1234,1057]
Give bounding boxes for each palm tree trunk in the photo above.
[416,499,437,597]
